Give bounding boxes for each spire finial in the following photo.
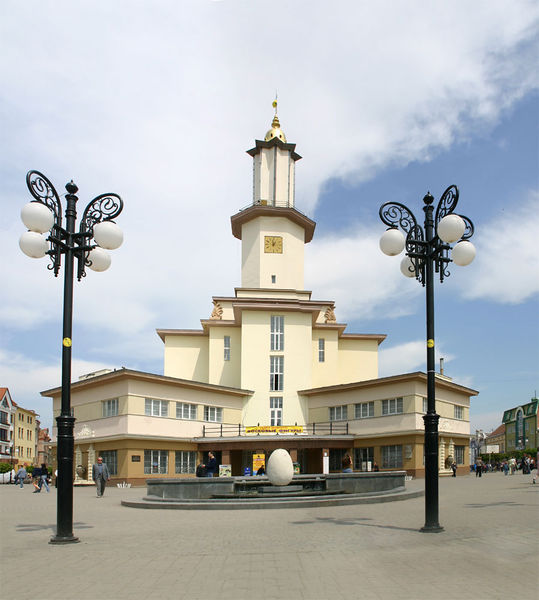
[265,94,286,142]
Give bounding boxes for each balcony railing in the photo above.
[201,422,349,438]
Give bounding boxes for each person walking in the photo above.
[15,465,27,489]
[451,462,457,477]
[92,456,111,497]
[36,463,50,493]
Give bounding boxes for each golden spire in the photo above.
[265,96,287,142]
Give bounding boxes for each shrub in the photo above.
[0,462,12,474]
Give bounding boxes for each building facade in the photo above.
[503,398,538,452]
[0,388,15,464]
[43,113,477,484]
[12,402,39,467]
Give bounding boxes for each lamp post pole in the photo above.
[20,171,124,544]
[379,185,475,532]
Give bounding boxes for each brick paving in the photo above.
[1,472,537,600]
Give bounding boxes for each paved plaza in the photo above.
[1,472,537,600]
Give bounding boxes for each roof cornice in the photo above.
[230,205,316,242]
[41,368,253,398]
[298,372,479,396]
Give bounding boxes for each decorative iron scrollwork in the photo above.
[379,201,418,235]
[434,185,459,226]
[25,170,63,226]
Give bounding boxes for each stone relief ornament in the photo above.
[324,306,336,323]
[210,300,223,320]
[76,424,95,439]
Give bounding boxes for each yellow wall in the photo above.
[337,338,379,384]
[208,326,242,388]
[14,407,37,466]
[163,334,209,382]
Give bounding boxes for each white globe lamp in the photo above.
[19,231,49,258]
[437,214,465,243]
[87,247,111,272]
[93,221,123,250]
[400,255,416,278]
[21,202,54,234]
[452,241,476,266]
[380,228,405,256]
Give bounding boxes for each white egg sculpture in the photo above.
[266,448,294,486]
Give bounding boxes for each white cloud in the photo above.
[456,192,539,303]
[0,349,114,431]
[379,340,455,378]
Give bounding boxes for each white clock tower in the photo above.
[230,111,315,292]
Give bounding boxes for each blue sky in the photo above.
[1,1,538,435]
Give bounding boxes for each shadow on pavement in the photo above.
[290,516,419,532]
[16,521,93,533]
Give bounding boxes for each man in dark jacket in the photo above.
[205,452,217,478]
[92,457,111,497]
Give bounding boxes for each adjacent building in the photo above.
[503,398,538,452]
[43,113,477,484]
[0,388,15,464]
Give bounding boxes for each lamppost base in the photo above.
[420,524,444,533]
[49,534,80,545]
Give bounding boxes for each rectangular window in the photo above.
[176,403,197,420]
[329,405,348,421]
[270,356,284,391]
[145,398,168,417]
[354,447,374,471]
[454,445,465,465]
[423,398,428,413]
[100,450,118,476]
[381,445,403,468]
[175,451,197,474]
[102,398,119,417]
[454,405,464,420]
[270,397,283,426]
[318,338,325,362]
[355,402,374,419]
[270,316,284,351]
[204,406,223,422]
[223,336,231,361]
[382,397,403,415]
[144,450,168,474]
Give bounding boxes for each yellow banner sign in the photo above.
[245,426,304,435]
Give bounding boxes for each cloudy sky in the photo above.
[1,1,538,436]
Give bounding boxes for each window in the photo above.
[176,403,197,420]
[329,448,347,472]
[270,316,284,351]
[144,450,168,474]
[454,405,464,420]
[354,447,374,471]
[0,430,7,442]
[270,397,283,426]
[329,405,348,421]
[423,398,428,413]
[270,356,284,391]
[100,450,118,475]
[175,451,197,474]
[318,338,325,362]
[381,445,403,468]
[271,275,276,284]
[223,336,231,361]
[102,398,119,417]
[204,406,223,422]
[355,402,374,419]
[145,398,168,417]
[382,397,403,415]
[454,445,465,465]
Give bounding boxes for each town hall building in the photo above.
[43,111,477,485]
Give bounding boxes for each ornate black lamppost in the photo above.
[379,185,475,532]
[19,171,124,544]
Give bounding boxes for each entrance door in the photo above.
[354,447,374,471]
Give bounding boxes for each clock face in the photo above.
[264,236,283,253]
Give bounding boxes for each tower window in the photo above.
[318,338,325,362]
[271,275,276,284]
[270,316,284,351]
[270,356,284,391]
[224,336,231,361]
